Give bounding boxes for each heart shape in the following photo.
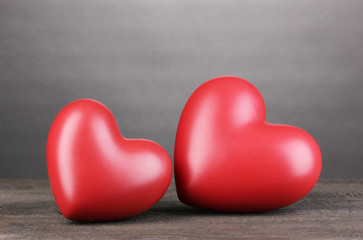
[47,99,172,221]
[175,76,322,212]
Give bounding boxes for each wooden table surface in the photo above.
[0,179,362,239]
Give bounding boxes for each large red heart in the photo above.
[47,99,172,221]
[175,76,322,212]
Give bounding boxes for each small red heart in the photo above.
[47,99,172,221]
[175,76,322,212]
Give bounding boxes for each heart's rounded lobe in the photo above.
[47,99,172,221]
[175,76,322,212]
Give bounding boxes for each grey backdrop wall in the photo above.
[0,0,362,178]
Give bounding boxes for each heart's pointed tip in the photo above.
[61,209,134,222]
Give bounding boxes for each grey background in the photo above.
[0,0,362,178]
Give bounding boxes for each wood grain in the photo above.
[0,179,362,239]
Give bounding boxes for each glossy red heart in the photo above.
[175,76,322,212]
[47,99,172,221]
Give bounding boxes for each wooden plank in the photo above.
[0,179,362,239]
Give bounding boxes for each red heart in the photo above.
[47,99,172,221]
[175,76,322,212]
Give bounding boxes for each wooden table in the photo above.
[0,179,362,239]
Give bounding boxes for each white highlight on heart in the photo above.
[188,95,216,184]
[58,111,82,201]
[282,139,315,178]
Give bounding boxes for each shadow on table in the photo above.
[67,201,298,225]
[67,190,361,225]
[2,189,357,225]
